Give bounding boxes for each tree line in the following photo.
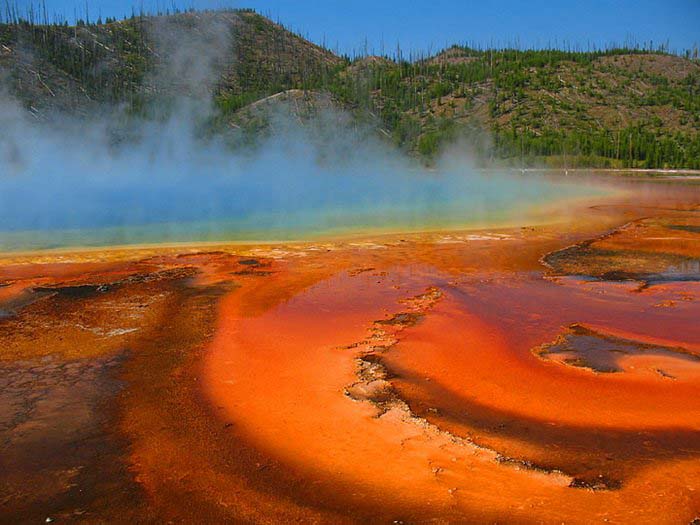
[1,7,699,168]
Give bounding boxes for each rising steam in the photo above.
[0,14,596,251]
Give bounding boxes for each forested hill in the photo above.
[1,8,699,168]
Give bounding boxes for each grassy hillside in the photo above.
[1,9,699,168]
[326,47,700,167]
[0,10,341,113]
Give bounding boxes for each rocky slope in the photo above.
[1,9,698,167]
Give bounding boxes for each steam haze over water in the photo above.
[0,94,605,251]
[0,14,603,252]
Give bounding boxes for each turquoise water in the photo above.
[0,112,604,252]
[0,170,600,252]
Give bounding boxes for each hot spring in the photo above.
[0,101,604,252]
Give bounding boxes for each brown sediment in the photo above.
[0,258,201,522]
[1,182,700,523]
[542,214,700,285]
[533,323,700,376]
[343,286,444,412]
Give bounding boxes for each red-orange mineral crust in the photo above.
[1,182,700,523]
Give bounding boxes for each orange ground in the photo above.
[203,240,700,523]
[1,178,700,523]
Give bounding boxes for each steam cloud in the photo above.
[0,15,593,251]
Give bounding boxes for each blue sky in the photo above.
[10,0,700,56]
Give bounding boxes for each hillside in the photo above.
[0,10,341,114]
[328,47,700,167]
[1,9,699,168]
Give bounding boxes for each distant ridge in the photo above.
[1,9,698,168]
